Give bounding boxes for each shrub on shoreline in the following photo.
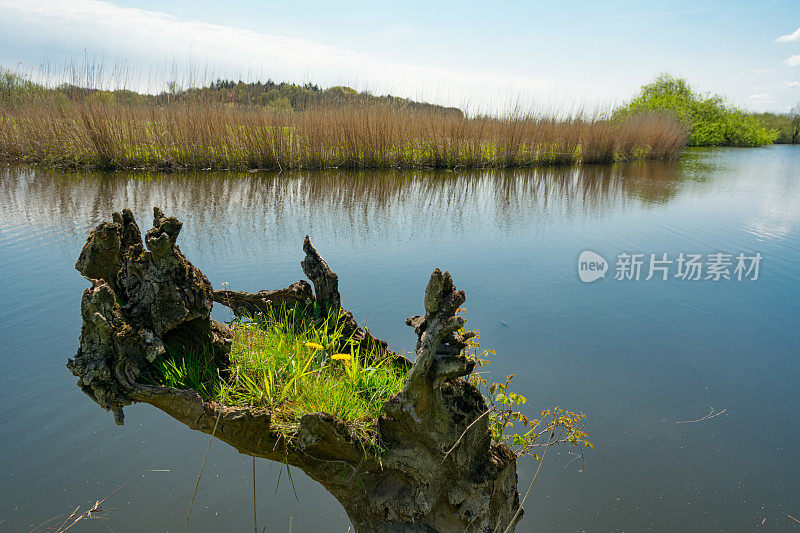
[616,74,777,147]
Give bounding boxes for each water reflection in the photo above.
[1,147,799,532]
[0,159,704,258]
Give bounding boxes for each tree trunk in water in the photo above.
[68,208,521,531]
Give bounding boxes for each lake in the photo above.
[1,146,798,531]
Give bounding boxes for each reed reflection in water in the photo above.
[0,159,699,260]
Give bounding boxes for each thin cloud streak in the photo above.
[748,93,773,104]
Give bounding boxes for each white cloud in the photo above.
[789,81,800,89]
[786,55,800,67]
[748,93,773,104]
[0,0,557,113]
[777,27,800,43]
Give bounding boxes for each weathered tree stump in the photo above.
[68,208,521,532]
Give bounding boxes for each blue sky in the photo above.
[0,0,798,113]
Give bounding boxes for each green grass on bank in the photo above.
[144,306,406,444]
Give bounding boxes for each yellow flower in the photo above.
[304,342,324,351]
[331,353,352,365]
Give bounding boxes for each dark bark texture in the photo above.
[68,209,520,532]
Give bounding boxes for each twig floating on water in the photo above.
[676,407,727,424]
[33,484,126,533]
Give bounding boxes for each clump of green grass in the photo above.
[144,344,219,400]
[144,306,406,444]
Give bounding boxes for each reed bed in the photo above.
[0,91,688,170]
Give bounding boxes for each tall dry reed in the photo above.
[0,90,688,170]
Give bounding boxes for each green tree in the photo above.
[619,74,777,147]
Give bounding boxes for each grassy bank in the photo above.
[0,73,688,170]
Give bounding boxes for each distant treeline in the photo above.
[0,72,463,117]
[751,111,800,144]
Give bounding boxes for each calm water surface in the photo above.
[1,147,798,531]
